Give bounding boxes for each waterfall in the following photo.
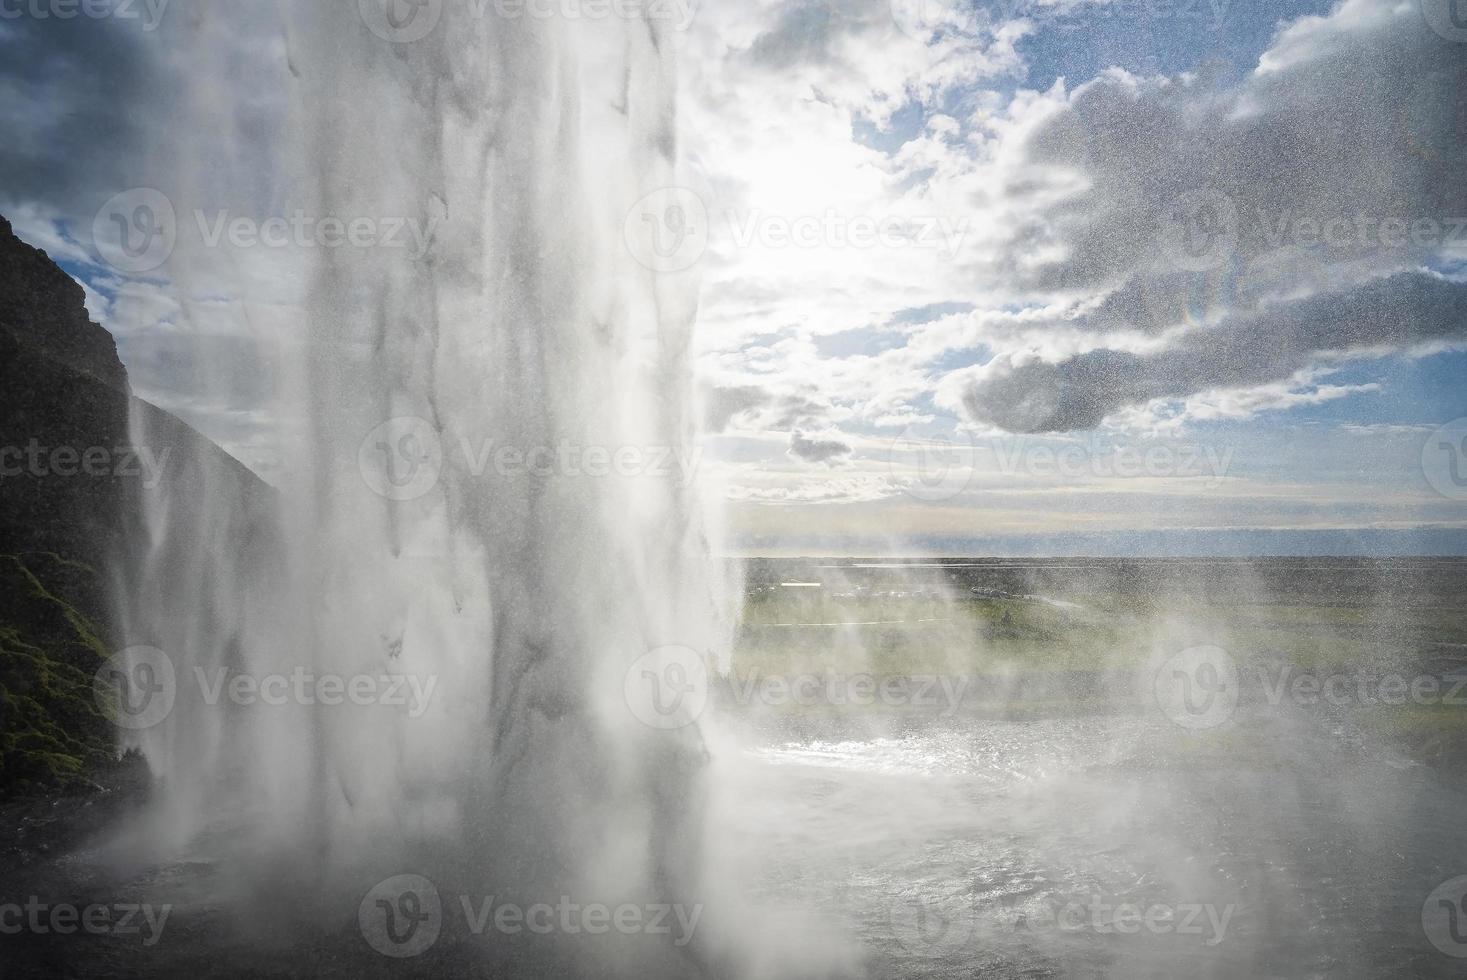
[113,4,740,974]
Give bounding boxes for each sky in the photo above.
[2,0,1466,556]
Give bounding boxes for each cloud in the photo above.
[788,429,854,463]
[0,14,163,218]
[687,0,1467,451]
[745,0,844,69]
[5,0,1462,548]
[958,271,1467,432]
[725,474,899,504]
[944,0,1467,432]
[703,384,772,431]
[988,0,1465,299]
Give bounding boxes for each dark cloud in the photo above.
[788,429,852,463]
[742,0,911,71]
[0,14,163,217]
[0,6,292,228]
[963,272,1467,432]
[769,392,835,430]
[703,381,839,434]
[989,1,1466,298]
[746,0,841,69]
[704,384,770,431]
[955,0,1467,432]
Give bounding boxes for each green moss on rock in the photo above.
[0,554,116,792]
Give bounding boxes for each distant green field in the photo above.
[727,588,1467,761]
[736,590,1467,674]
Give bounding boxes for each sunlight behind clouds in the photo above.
[2,0,1462,553]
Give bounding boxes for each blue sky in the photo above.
[2,0,1465,555]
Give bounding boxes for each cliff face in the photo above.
[0,217,128,392]
[0,213,274,792]
[0,217,133,566]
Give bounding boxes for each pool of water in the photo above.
[714,706,1467,978]
[9,701,1466,978]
